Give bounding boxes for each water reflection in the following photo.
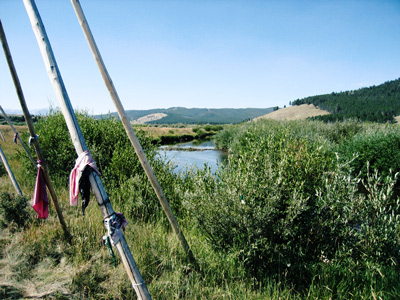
[158,141,227,173]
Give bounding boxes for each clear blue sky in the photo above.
[1,0,399,115]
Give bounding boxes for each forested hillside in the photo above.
[291,78,400,123]
[0,114,41,126]
[99,107,274,124]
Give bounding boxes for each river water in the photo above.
[157,141,227,174]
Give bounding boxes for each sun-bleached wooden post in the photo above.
[0,19,71,240]
[0,143,22,196]
[0,129,5,142]
[22,2,151,298]
[0,105,36,169]
[70,0,197,267]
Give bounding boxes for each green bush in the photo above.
[20,110,156,189]
[186,119,400,291]
[0,192,31,228]
[318,119,365,144]
[204,124,212,132]
[19,110,182,222]
[213,124,241,150]
[338,125,400,179]
[187,120,337,282]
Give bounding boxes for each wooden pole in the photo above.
[0,143,23,196]
[70,0,197,267]
[0,105,37,169]
[22,2,152,298]
[0,19,71,240]
[0,129,5,142]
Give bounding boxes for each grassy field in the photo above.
[136,125,195,138]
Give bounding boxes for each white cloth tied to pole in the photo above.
[104,212,128,245]
[69,150,101,206]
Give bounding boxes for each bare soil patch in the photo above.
[132,113,167,124]
[255,104,330,121]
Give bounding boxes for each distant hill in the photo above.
[291,78,400,123]
[255,104,329,121]
[3,108,48,115]
[97,107,274,124]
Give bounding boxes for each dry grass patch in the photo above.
[138,126,194,138]
[255,104,329,121]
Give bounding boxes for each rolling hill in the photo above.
[98,107,275,124]
[95,78,400,124]
[291,78,400,123]
[254,104,329,121]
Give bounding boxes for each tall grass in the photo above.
[1,116,400,299]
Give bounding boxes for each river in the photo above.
[157,140,227,174]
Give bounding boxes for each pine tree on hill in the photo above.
[292,78,400,123]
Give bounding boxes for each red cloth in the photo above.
[69,151,101,206]
[32,163,49,219]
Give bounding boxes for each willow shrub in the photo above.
[316,118,365,144]
[187,120,337,283]
[338,125,400,179]
[312,167,400,298]
[19,110,180,221]
[191,119,400,289]
[27,110,154,186]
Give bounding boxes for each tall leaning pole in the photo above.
[0,19,71,240]
[70,0,197,267]
[22,1,152,299]
[0,105,36,170]
[0,143,23,196]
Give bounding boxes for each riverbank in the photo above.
[134,124,224,145]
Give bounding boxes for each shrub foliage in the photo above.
[189,119,400,289]
[0,192,30,228]
[8,114,400,298]
[19,110,176,221]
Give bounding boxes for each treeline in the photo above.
[0,114,41,126]
[291,78,400,123]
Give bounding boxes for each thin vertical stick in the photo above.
[0,129,5,142]
[22,2,151,298]
[70,0,197,267]
[0,143,22,196]
[0,105,36,169]
[0,19,71,240]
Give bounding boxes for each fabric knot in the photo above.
[29,134,39,147]
[103,212,128,245]
[69,151,101,210]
